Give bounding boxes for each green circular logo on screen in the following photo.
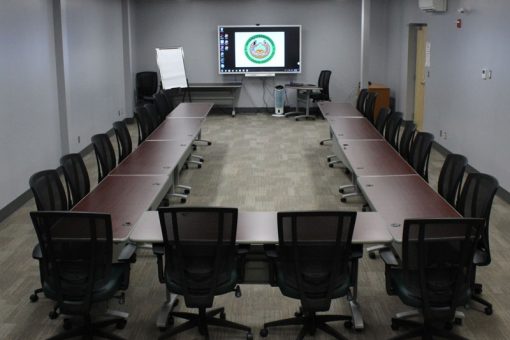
[244,34,275,64]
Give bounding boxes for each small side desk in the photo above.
[284,84,321,121]
[188,83,242,117]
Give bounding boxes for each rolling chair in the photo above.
[381,218,484,340]
[154,92,172,118]
[384,112,403,149]
[398,121,417,162]
[134,106,154,145]
[375,107,391,134]
[59,153,90,208]
[136,71,158,104]
[310,70,332,102]
[362,92,378,124]
[408,132,434,182]
[356,89,369,112]
[91,134,116,183]
[456,173,499,315]
[112,121,133,163]
[30,211,136,340]
[162,88,178,112]
[260,211,356,339]
[28,169,69,303]
[145,102,163,128]
[155,207,252,339]
[437,154,468,206]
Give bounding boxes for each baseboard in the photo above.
[433,141,510,203]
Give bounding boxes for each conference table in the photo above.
[318,102,364,118]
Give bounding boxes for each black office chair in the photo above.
[155,207,252,339]
[456,173,499,315]
[363,92,378,124]
[399,121,417,162]
[356,89,369,112]
[409,131,434,182]
[375,107,391,134]
[260,211,356,339]
[162,88,179,111]
[381,218,484,340]
[134,106,153,145]
[310,70,332,102]
[29,169,68,212]
[59,153,90,208]
[91,134,116,183]
[154,92,172,118]
[28,169,69,303]
[385,111,403,149]
[145,102,163,128]
[30,211,136,340]
[438,154,468,206]
[112,121,133,163]
[136,71,158,104]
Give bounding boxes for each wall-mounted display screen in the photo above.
[218,25,301,75]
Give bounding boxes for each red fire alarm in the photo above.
[456,18,462,29]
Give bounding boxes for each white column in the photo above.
[360,0,371,89]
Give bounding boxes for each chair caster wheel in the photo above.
[344,320,353,329]
[341,198,347,203]
[246,332,253,340]
[49,311,59,320]
[183,189,190,194]
[116,319,127,329]
[485,306,493,315]
[320,141,325,146]
[329,164,334,168]
[294,311,303,317]
[207,142,212,145]
[180,198,186,203]
[220,311,226,320]
[474,285,483,295]
[198,164,202,169]
[339,188,345,193]
[368,252,377,259]
[260,328,269,337]
[444,322,453,330]
[454,318,463,326]
[344,169,351,175]
[29,294,38,302]
[63,319,72,330]
[391,323,399,331]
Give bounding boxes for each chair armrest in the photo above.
[32,243,42,260]
[117,243,137,263]
[237,244,250,255]
[152,243,166,283]
[380,248,399,266]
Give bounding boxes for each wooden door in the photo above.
[414,26,427,131]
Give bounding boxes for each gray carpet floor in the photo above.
[1,112,509,339]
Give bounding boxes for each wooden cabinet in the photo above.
[368,83,390,121]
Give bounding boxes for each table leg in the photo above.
[295,90,315,121]
[348,248,364,330]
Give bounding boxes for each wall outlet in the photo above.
[443,131,447,140]
[118,109,122,116]
[439,130,443,137]
[77,136,81,144]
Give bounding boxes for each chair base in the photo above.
[390,309,465,340]
[261,310,351,340]
[48,315,127,340]
[159,306,252,340]
[471,285,493,315]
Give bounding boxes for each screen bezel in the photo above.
[218,24,302,75]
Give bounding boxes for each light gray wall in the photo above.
[0,0,61,209]
[132,0,363,106]
[0,0,131,211]
[62,0,128,153]
[386,0,510,190]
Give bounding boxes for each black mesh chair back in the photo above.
[134,106,153,145]
[29,170,68,211]
[310,70,332,102]
[363,92,378,124]
[385,111,403,149]
[135,71,158,104]
[158,207,238,308]
[457,173,499,266]
[399,121,416,161]
[91,134,116,183]
[30,211,113,316]
[59,154,90,208]
[162,88,178,111]
[276,211,356,312]
[375,107,391,133]
[409,131,434,181]
[144,103,162,128]
[154,92,172,118]
[438,154,468,206]
[356,89,368,112]
[398,218,483,322]
[112,121,132,163]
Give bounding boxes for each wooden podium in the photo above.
[368,83,390,121]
